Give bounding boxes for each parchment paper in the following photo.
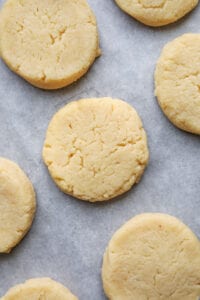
[0,0,199,299]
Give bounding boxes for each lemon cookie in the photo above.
[0,0,100,89]
[155,34,200,135]
[114,0,198,27]
[43,98,149,202]
[0,158,36,253]
[102,213,200,300]
[1,278,78,300]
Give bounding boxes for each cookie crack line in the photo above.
[47,20,96,45]
[14,20,96,45]
[138,0,167,9]
[163,58,200,80]
[45,125,145,171]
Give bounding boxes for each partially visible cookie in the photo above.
[0,0,100,89]
[0,157,36,253]
[102,213,200,300]
[1,278,78,300]
[43,98,149,202]
[155,34,200,135]
[114,0,198,27]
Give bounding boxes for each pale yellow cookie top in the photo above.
[155,34,200,135]
[43,98,149,202]
[1,278,78,300]
[0,157,36,253]
[0,0,100,89]
[115,0,198,27]
[102,213,200,300]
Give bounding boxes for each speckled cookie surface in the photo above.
[102,213,200,300]
[0,157,36,253]
[155,34,200,135]
[1,278,78,300]
[0,0,100,89]
[43,98,149,202]
[114,0,198,27]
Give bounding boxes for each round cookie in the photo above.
[0,0,100,90]
[43,98,149,202]
[155,34,200,135]
[1,278,78,300]
[102,213,200,300]
[114,0,198,27]
[0,157,36,253]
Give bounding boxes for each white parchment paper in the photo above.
[0,0,199,299]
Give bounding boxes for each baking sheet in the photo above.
[0,0,200,299]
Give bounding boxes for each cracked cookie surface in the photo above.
[1,278,78,300]
[155,34,200,135]
[114,0,198,27]
[0,157,36,253]
[0,0,100,89]
[102,213,200,300]
[42,98,149,202]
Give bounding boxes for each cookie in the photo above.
[114,0,198,27]
[102,213,200,300]
[0,0,100,89]
[43,98,149,202]
[155,34,200,135]
[0,158,36,253]
[1,278,78,300]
